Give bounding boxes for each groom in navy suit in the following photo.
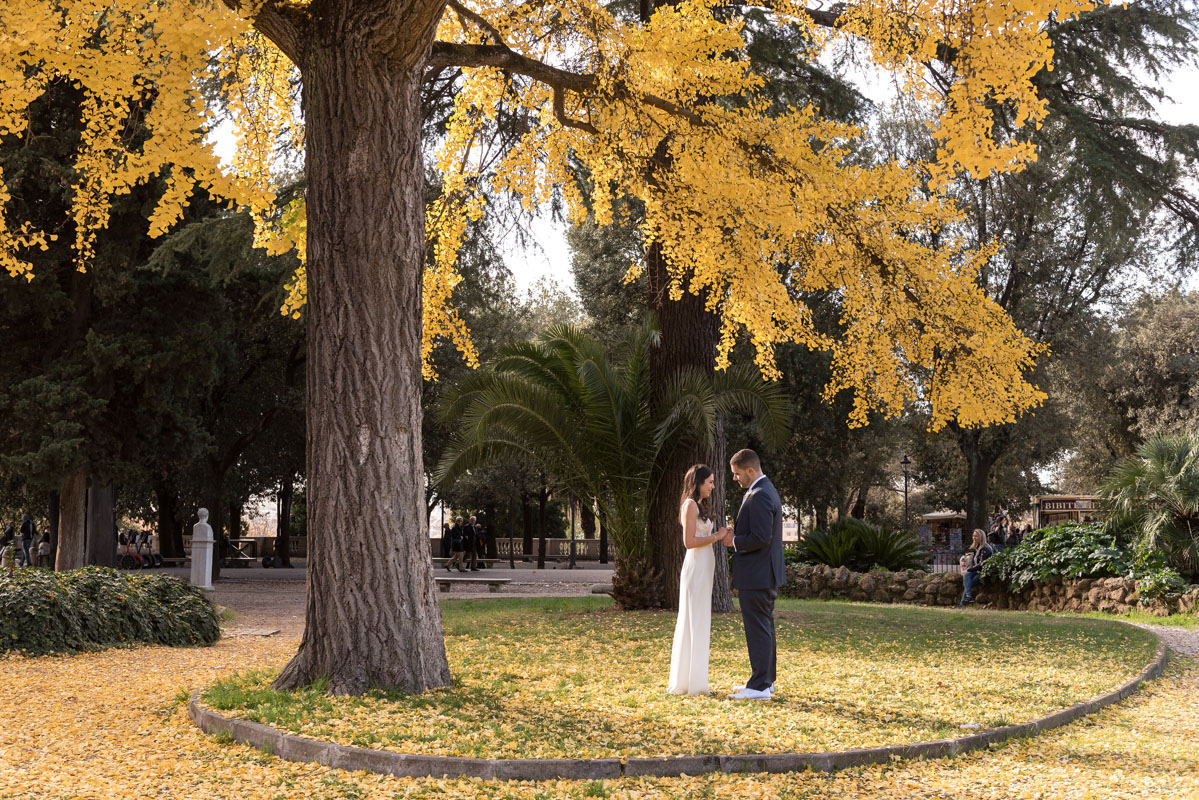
[722,448,785,700]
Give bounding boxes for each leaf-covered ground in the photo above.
[203,598,1156,759]
[3,599,1195,799]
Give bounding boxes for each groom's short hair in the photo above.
[730,449,761,471]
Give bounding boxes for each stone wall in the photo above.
[781,563,1199,616]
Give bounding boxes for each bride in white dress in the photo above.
[667,464,730,695]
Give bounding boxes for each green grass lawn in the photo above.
[203,597,1157,759]
[1064,607,1199,629]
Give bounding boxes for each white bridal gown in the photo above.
[667,499,715,695]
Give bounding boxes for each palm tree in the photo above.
[435,319,789,608]
[1101,433,1199,580]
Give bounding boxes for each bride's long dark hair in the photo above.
[679,464,714,522]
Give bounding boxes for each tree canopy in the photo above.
[0,0,1101,430]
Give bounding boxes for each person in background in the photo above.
[958,528,995,607]
[19,514,35,567]
[468,515,484,571]
[463,515,478,571]
[440,522,451,559]
[37,529,52,567]
[446,516,467,572]
[1005,523,1025,549]
[0,530,14,573]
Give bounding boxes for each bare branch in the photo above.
[428,42,595,93]
[427,42,706,128]
[447,0,505,44]
[553,85,597,134]
[219,0,309,67]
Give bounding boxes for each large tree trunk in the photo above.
[710,416,733,613]
[55,471,87,571]
[276,476,294,568]
[484,502,498,558]
[274,19,450,694]
[637,0,727,613]
[580,503,596,540]
[229,499,243,542]
[954,424,1011,534]
[85,481,115,567]
[646,240,723,611]
[47,489,59,558]
[599,516,609,564]
[850,483,868,520]
[154,482,185,559]
[206,476,225,582]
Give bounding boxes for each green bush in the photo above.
[0,566,219,655]
[1101,434,1199,581]
[981,522,1191,600]
[795,518,927,572]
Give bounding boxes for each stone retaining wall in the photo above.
[781,563,1199,616]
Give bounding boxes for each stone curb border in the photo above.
[189,635,1169,781]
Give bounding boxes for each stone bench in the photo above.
[434,576,512,593]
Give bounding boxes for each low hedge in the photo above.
[981,522,1191,600]
[0,566,220,654]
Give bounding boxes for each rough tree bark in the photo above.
[229,499,244,542]
[639,0,730,613]
[710,415,732,613]
[47,490,59,557]
[85,481,115,567]
[850,483,868,520]
[580,503,596,540]
[55,470,86,571]
[646,238,727,611]
[154,482,185,559]
[206,477,225,582]
[599,516,609,564]
[266,2,451,694]
[275,476,293,568]
[953,424,1012,534]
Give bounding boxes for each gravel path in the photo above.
[1127,623,1199,657]
[207,565,614,636]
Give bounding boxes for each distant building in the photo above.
[1032,495,1103,528]
[917,511,967,553]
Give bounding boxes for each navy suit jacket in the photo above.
[731,476,785,591]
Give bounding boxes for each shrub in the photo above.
[981,522,1191,600]
[796,518,927,572]
[1101,433,1199,580]
[0,566,219,655]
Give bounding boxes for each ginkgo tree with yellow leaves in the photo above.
[0,0,1088,694]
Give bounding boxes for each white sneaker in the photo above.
[727,687,772,700]
[734,684,775,694]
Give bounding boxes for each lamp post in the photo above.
[900,455,912,531]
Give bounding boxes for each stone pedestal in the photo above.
[190,509,215,591]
